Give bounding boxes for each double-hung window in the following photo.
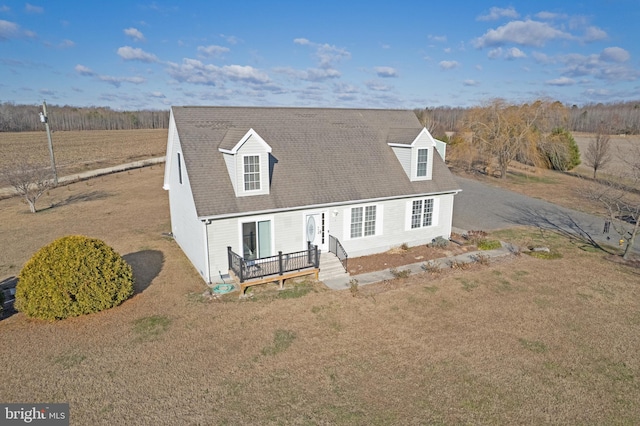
[417,148,428,177]
[411,199,434,229]
[243,155,260,191]
[350,205,377,238]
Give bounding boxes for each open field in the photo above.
[2,165,640,423]
[572,132,639,179]
[0,129,167,184]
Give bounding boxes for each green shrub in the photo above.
[429,236,450,248]
[15,235,134,320]
[477,239,502,250]
[540,128,581,171]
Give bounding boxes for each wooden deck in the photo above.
[230,268,320,298]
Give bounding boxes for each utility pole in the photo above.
[40,100,58,185]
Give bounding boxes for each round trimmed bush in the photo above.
[15,236,134,320]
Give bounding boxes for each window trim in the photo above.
[407,197,438,230]
[347,204,381,240]
[416,148,428,177]
[242,154,261,192]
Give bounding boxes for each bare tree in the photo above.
[1,158,55,213]
[587,143,640,260]
[584,131,613,179]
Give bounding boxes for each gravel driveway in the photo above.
[452,175,639,254]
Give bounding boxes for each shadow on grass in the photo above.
[123,250,164,294]
[499,202,618,255]
[49,190,113,209]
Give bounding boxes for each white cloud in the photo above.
[365,79,391,92]
[98,75,146,87]
[76,64,146,87]
[439,60,459,70]
[75,64,95,76]
[294,38,310,45]
[25,3,43,14]
[600,47,629,63]
[463,80,480,86]
[197,44,230,58]
[124,27,145,42]
[583,26,607,42]
[59,39,75,48]
[274,66,341,82]
[506,48,526,59]
[167,58,271,86]
[477,7,519,21]
[428,34,447,43]
[0,19,34,40]
[559,48,639,82]
[473,20,574,48]
[220,34,240,45]
[374,66,398,78]
[117,46,159,63]
[535,11,567,20]
[546,77,575,86]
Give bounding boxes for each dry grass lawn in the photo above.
[2,165,640,424]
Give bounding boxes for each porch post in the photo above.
[278,251,283,276]
[227,246,232,272]
[314,244,319,268]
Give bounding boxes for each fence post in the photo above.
[239,257,244,283]
[278,251,283,275]
[307,241,311,264]
[314,244,319,268]
[227,246,232,272]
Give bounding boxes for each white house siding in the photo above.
[165,117,209,282]
[391,146,411,177]
[336,194,455,258]
[205,193,455,278]
[222,153,237,193]
[235,134,271,197]
[410,131,435,181]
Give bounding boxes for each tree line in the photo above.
[417,100,640,136]
[0,102,170,132]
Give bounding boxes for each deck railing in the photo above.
[328,234,348,272]
[227,242,319,283]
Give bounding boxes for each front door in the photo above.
[305,212,327,251]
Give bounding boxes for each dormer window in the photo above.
[243,155,261,191]
[417,148,428,177]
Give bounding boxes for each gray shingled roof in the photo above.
[171,106,460,218]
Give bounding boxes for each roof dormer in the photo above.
[219,128,272,197]
[387,127,439,182]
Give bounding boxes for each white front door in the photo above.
[305,212,327,251]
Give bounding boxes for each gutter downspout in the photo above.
[203,220,211,284]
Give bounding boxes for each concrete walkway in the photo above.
[322,239,516,290]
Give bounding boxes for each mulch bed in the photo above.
[347,242,474,275]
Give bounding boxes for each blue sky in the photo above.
[1,1,639,110]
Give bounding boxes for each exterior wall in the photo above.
[235,134,271,197]
[222,153,237,193]
[165,115,209,282]
[205,193,456,279]
[409,131,435,181]
[391,146,411,177]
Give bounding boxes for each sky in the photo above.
[1,0,640,110]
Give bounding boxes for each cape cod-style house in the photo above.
[163,106,461,285]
